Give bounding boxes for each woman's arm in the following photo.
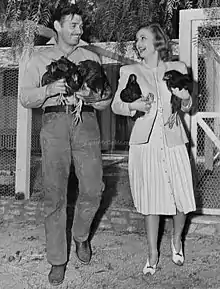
[181,94,192,112]
[111,66,137,117]
[173,61,193,113]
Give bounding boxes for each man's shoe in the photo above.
[48,264,66,286]
[74,239,92,265]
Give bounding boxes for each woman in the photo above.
[111,23,196,275]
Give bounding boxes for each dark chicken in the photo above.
[41,56,84,123]
[120,74,144,121]
[77,60,112,103]
[41,57,112,123]
[41,56,83,97]
[163,69,192,128]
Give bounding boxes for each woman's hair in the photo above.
[136,23,171,62]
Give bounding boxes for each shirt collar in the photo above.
[47,37,88,46]
[141,60,168,80]
[47,37,89,56]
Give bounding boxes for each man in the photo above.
[19,4,112,286]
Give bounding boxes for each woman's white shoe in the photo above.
[171,238,184,266]
[143,259,158,275]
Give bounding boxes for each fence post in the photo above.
[15,52,32,199]
[179,10,198,189]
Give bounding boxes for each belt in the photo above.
[44,105,94,114]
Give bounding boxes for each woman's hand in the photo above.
[171,87,190,100]
[171,87,192,108]
[128,98,152,113]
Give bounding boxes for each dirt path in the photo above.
[0,220,220,289]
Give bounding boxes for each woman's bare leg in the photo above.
[173,211,186,251]
[144,214,160,265]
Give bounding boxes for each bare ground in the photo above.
[0,219,220,289]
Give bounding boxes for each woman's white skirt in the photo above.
[128,142,196,215]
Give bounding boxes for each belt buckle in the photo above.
[65,105,69,114]
[65,105,73,114]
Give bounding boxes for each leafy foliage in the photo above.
[1,0,220,58]
[77,0,163,54]
[0,0,62,57]
[197,0,220,8]
[76,0,196,47]
[159,0,193,36]
[78,0,161,42]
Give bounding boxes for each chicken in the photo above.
[41,56,83,104]
[61,56,83,95]
[41,57,68,86]
[42,56,82,89]
[163,70,192,129]
[120,74,145,121]
[77,60,112,103]
[42,56,84,123]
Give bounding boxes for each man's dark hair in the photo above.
[52,3,83,24]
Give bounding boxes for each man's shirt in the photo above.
[19,42,101,109]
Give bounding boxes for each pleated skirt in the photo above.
[128,142,196,215]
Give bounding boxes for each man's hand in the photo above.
[45,79,67,97]
[75,83,101,104]
[90,98,112,110]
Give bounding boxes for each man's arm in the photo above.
[76,86,112,111]
[75,49,112,110]
[19,55,48,109]
[75,71,112,111]
[19,54,67,109]
[89,80,112,110]
[91,98,112,110]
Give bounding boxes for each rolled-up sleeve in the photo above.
[181,95,192,112]
[19,54,47,109]
[178,62,193,113]
[111,66,136,117]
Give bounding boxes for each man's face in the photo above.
[55,14,83,46]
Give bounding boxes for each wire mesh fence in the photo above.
[0,62,44,199]
[30,108,43,199]
[0,67,17,198]
[195,22,220,210]
[0,18,220,213]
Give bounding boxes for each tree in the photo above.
[1,0,220,57]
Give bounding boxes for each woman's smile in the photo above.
[138,47,146,54]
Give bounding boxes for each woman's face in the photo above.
[135,28,156,59]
